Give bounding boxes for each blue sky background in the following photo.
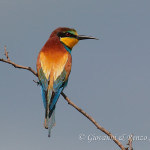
[0,0,150,150]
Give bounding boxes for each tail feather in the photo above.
[46,87,63,137]
[44,72,64,137]
[44,89,52,129]
[48,107,56,137]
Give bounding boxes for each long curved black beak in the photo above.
[77,35,99,40]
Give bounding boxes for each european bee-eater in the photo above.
[36,27,97,137]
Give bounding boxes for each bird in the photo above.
[36,27,98,137]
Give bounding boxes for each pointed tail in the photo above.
[46,87,64,137]
[48,105,56,137]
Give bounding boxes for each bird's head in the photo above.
[50,27,98,50]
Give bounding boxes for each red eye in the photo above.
[66,32,71,36]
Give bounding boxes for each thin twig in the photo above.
[0,47,126,150]
[4,46,10,61]
[127,134,133,150]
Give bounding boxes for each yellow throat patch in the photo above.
[60,31,79,49]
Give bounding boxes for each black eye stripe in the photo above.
[57,32,77,38]
[57,32,65,37]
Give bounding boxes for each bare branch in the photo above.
[0,58,37,76]
[127,134,133,150]
[0,47,37,76]
[0,47,126,150]
[61,92,126,150]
